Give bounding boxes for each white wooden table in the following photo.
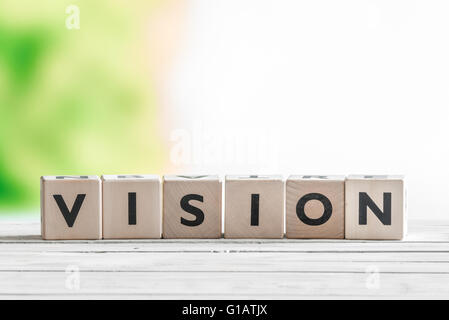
[0,219,448,299]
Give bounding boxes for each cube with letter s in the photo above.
[163,175,221,238]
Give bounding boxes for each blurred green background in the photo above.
[0,1,168,214]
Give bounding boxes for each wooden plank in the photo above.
[0,272,448,299]
[1,252,449,273]
[2,241,449,253]
[2,219,449,242]
[0,219,448,298]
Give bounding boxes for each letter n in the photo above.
[359,192,391,225]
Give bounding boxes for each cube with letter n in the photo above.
[345,175,405,240]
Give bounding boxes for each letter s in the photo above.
[180,194,204,226]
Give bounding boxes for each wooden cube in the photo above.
[345,175,406,240]
[40,175,101,240]
[102,175,161,239]
[225,175,284,239]
[163,175,222,238]
[286,175,345,239]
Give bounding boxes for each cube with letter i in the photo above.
[345,175,406,240]
[163,175,222,238]
[40,175,102,240]
[102,175,161,239]
[225,175,284,239]
[286,175,345,239]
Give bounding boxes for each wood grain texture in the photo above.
[0,219,448,299]
[345,175,405,240]
[41,176,101,240]
[225,175,284,239]
[163,175,222,239]
[102,175,161,239]
[286,175,344,239]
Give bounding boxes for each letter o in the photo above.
[296,193,332,226]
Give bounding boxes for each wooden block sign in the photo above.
[163,175,222,239]
[41,176,102,240]
[225,175,284,239]
[40,173,407,240]
[286,175,345,239]
[345,175,406,240]
[102,175,161,239]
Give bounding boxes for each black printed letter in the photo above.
[53,194,86,227]
[359,192,391,225]
[296,193,332,226]
[128,192,136,225]
[180,194,204,226]
[251,194,260,226]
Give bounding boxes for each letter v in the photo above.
[53,194,86,227]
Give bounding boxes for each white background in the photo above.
[165,0,449,220]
